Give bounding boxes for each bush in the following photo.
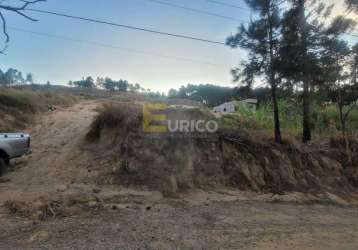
[86,103,142,141]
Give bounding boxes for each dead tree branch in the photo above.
[0,0,46,53]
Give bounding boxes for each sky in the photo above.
[0,0,357,93]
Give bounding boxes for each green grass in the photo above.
[217,99,358,137]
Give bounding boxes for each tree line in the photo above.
[0,68,34,86]
[168,84,279,107]
[68,76,165,97]
[226,0,358,144]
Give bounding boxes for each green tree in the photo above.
[168,88,179,98]
[278,0,339,142]
[73,76,95,88]
[227,0,283,143]
[321,38,358,164]
[26,73,33,85]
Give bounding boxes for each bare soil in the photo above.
[1,100,358,249]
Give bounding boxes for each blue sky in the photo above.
[0,0,357,93]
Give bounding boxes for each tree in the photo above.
[352,43,358,85]
[278,0,339,143]
[168,88,178,98]
[346,0,358,13]
[320,16,357,139]
[0,68,24,85]
[227,0,283,143]
[322,40,358,164]
[0,0,46,53]
[26,73,34,85]
[72,76,96,88]
[94,77,129,92]
[127,83,142,92]
[321,38,351,133]
[168,84,237,106]
[134,83,141,92]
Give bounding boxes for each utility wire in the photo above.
[26,6,357,48]
[25,8,226,45]
[8,26,230,67]
[206,0,251,11]
[142,0,248,23]
[207,0,287,10]
[207,0,358,36]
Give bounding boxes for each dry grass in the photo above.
[86,102,142,141]
[0,87,78,132]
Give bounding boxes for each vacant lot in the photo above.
[1,98,358,250]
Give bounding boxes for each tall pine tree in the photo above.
[278,0,335,142]
[227,0,283,143]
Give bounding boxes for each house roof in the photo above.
[213,99,258,109]
[243,99,258,104]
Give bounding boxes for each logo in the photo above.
[143,103,218,135]
[143,103,168,133]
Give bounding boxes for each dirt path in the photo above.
[0,100,99,203]
[1,100,358,249]
[1,199,358,249]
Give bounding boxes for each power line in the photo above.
[25,8,226,45]
[208,0,358,36]
[25,6,357,50]
[142,0,248,23]
[8,26,230,67]
[206,0,250,11]
[207,0,287,10]
[209,1,358,38]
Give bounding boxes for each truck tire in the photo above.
[0,157,8,177]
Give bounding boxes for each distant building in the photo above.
[243,99,258,109]
[213,101,237,113]
[213,99,258,113]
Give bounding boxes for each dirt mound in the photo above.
[82,102,358,196]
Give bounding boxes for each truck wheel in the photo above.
[0,158,8,177]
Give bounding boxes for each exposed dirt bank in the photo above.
[1,100,358,249]
[86,103,358,197]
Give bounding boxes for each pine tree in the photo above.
[278,0,335,143]
[227,0,283,143]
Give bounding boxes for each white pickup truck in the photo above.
[0,133,31,176]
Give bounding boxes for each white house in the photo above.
[213,101,237,113]
[213,99,258,114]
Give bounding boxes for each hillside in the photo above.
[84,102,358,196]
[0,93,358,249]
[0,87,77,132]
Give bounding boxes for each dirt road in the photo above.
[0,100,99,203]
[1,199,358,250]
[1,101,358,249]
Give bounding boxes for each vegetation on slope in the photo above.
[0,87,77,132]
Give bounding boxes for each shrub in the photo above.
[86,103,142,141]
